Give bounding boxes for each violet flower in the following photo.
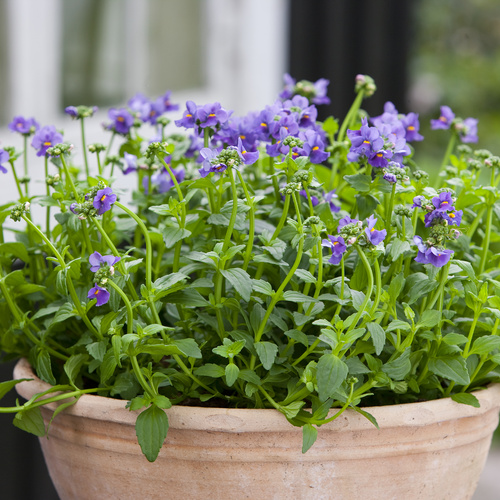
[322,235,347,265]
[175,101,199,129]
[458,118,478,143]
[337,216,360,232]
[365,215,387,245]
[159,91,179,112]
[236,138,259,165]
[87,284,110,307]
[31,125,63,157]
[93,187,117,215]
[107,108,134,135]
[298,129,330,164]
[143,166,185,194]
[8,116,39,135]
[0,149,10,174]
[197,102,229,129]
[122,153,138,175]
[431,106,455,130]
[323,189,340,213]
[89,252,121,272]
[199,148,226,177]
[413,236,453,268]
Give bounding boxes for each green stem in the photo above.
[337,90,365,144]
[385,183,396,239]
[347,246,374,331]
[59,154,80,201]
[80,118,90,177]
[131,355,156,399]
[9,160,25,200]
[435,132,457,188]
[236,170,255,271]
[107,280,134,334]
[23,136,29,197]
[44,157,51,238]
[222,168,238,252]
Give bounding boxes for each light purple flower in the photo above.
[298,129,330,164]
[412,195,425,209]
[159,90,179,112]
[197,102,229,129]
[337,216,360,233]
[175,100,199,129]
[365,215,387,245]
[324,189,340,213]
[458,117,478,143]
[0,149,10,174]
[8,116,40,135]
[401,113,424,142]
[199,148,226,177]
[87,284,110,307]
[143,165,185,194]
[93,187,116,215]
[322,235,347,265]
[347,119,384,162]
[89,251,121,272]
[31,125,64,157]
[299,190,319,206]
[413,236,453,268]
[431,106,455,130]
[432,192,454,211]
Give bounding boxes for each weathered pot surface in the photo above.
[14,358,500,500]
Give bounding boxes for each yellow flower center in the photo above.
[439,116,447,122]
[363,140,371,144]
[312,146,319,151]
[101,195,106,202]
[260,122,267,127]
[186,113,192,118]
[117,116,125,122]
[43,141,51,147]
[208,113,216,117]
[407,125,415,131]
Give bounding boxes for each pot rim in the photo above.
[13,357,500,433]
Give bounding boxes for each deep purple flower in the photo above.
[365,215,387,245]
[87,284,110,307]
[442,210,463,226]
[369,148,393,168]
[107,108,134,135]
[144,99,165,125]
[431,106,455,130]
[279,74,297,100]
[322,235,347,265]
[412,195,425,209]
[458,117,478,143]
[299,190,319,206]
[89,251,121,272]
[236,138,259,165]
[8,116,40,135]
[265,127,289,158]
[279,74,330,105]
[122,153,137,174]
[31,125,64,157]
[93,187,116,215]
[311,78,331,105]
[383,171,397,183]
[0,149,10,174]
[175,100,199,129]
[65,106,79,118]
[324,189,340,213]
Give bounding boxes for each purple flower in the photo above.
[236,138,259,165]
[401,113,424,142]
[279,74,330,105]
[299,190,319,206]
[369,148,393,168]
[337,216,360,232]
[93,187,116,215]
[143,165,185,194]
[432,192,454,211]
[31,125,64,157]
[442,210,463,226]
[175,100,199,129]
[0,149,10,174]
[199,148,226,177]
[197,102,229,129]
[107,108,134,135]
[159,91,179,112]
[412,195,425,209]
[347,119,384,162]
[65,106,79,118]
[324,189,340,213]
[89,251,121,272]
[322,235,347,265]
[298,129,330,164]
[365,215,387,245]
[8,116,40,135]
[383,171,397,183]
[413,236,453,268]
[431,106,455,130]
[122,153,137,174]
[458,117,478,143]
[87,284,110,307]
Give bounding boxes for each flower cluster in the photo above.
[431,105,478,143]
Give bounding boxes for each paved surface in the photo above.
[473,449,500,499]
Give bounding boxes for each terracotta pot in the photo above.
[14,358,500,500]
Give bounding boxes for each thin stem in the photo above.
[80,118,90,177]
[435,132,457,188]
[107,280,134,334]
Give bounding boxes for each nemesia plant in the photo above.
[0,74,499,462]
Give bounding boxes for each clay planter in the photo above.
[14,358,500,500]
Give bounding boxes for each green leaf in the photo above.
[294,269,317,284]
[225,363,240,387]
[162,227,191,248]
[135,404,169,462]
[381,349,411,381]
[316,353,348,401]
[280,401,305,419]
[406,273,439,305]
[51,302,76,325]
[351,290,366,311]
[451,260,477,282]
[86,341,107,362]
[386,320,411,333]
[389,239,411,261]
[0,379,32,401]
[220,268,252,301]
[194,364,226,378]
[366,322,385,355]
[254,341,278,370]
[417,310,442,330]
[285,329,310,347]
[428,357,470,385]
[469,336,500,356]
[100,350,118,384]
[322,116,339,136]
[442,333,468,346]
[153,272,188,292]
[353,407,379,429]
[451,393,480,408]
[0,242,30,262]
[173,338,202,358]
[64,353,88,385]
[36,350,56,386]
[282,290,317,303]
[388,272,405,301]
[252,279,274,296]
[13,407,46,437]
[344,173,371,192]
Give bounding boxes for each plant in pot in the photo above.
[1,74,500,500]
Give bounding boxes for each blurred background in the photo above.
[1,0,500,498]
